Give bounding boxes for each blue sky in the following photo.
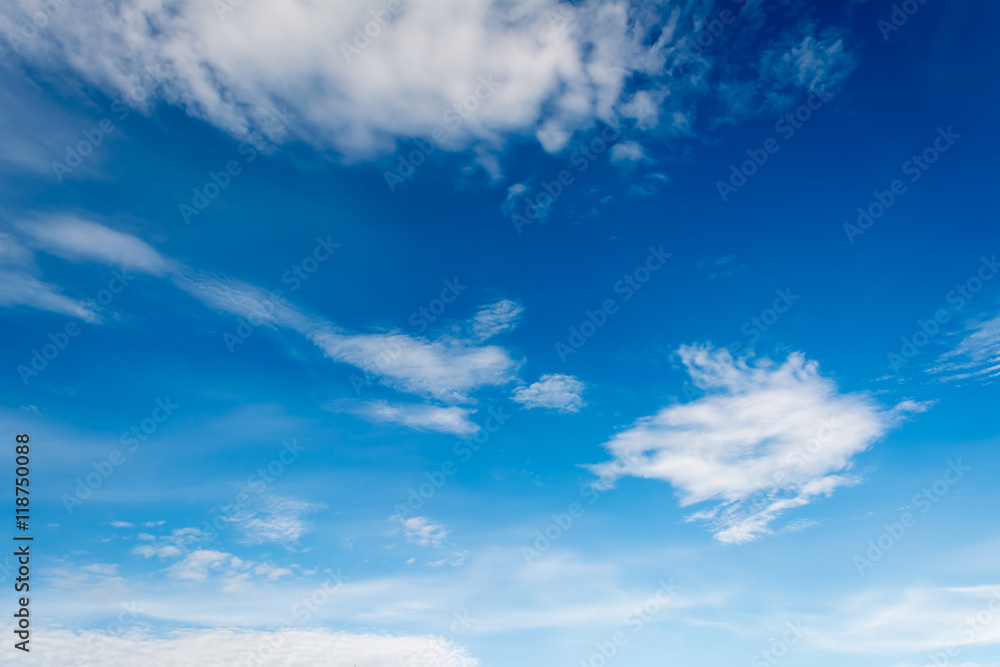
[2,0,1000,665]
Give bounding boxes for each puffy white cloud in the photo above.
[587,344,927,543]
[328,399,479,436]
[0,0,855,171]
[512,374,586,413]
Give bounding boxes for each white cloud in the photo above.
[233,495,324,545]
[807,584,1000,655]
[132,544,182,559]
[760,27,854,95]
[428,551,468,567]
[512,374,586,413]
[932,312,1000,382]
[0,0,855,173]
[0,269,101,322]
[14,219,521,406]
[254,563,294,581]
[587,344,928,543]
[0,627,479,666]
[165,549,237,582]
[312,329,520,403]
[109,521,134,528]
[329,400,479,436]
[392,515,450,548]
[18,216,173,276]
[610,140,647,163]
[501,183,529,215]
[0,232,101,322]
[79,563,119,576]
[469,299,523,341]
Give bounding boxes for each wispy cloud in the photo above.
[391,515,450,548]
[0,232,101,322]
[18,216,173,275]
[328,400,479,436]
[469,299,523,341]
[932,312,1000,382]
[232,495,324,545]
[11,218,523,407]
